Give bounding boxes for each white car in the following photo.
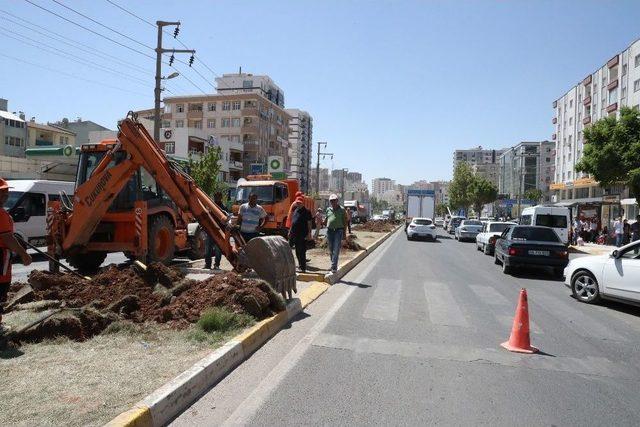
[564,240,640,305]
[454,219,483,242]
[476,221,516,255]
[406,218,437,241]
[434,217,444,227]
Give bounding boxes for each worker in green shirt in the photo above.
[324,194,348,273]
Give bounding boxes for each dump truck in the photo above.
[344,200,368,224]
[47,113,296,298]
[232,175,315,235]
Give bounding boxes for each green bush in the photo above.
[196,307,253,333]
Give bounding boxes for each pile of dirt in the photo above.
[354,220,397,233]
[317,234,364,251]
[6,263,284,343]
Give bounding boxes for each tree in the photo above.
[371,197,389,214]
[576,107,640,204]
[435,203,449,217]
[187,146,227,197]
[449,162,475,214]
[469,178,498,215]
[523,188,543,203]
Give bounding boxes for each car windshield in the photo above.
[535,214,568,228]
[414,219,432,225]
[4,191,24,211]
[463,220,482,226]
[235,185,274,204]
[489,223,512,233]
[511,227,560,242]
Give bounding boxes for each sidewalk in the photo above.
[569,242,616,256]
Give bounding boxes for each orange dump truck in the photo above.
[232,175,315,236]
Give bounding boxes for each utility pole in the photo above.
[340,168,349,202]
[154,21,195,143]
[514,147,540,218]
[315,141,332,195]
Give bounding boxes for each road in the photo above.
[172,227,640,426]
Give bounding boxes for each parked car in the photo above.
[406,217,437,241]
[455,219,483,242]
[564,240,640,304]
[476,221,517,254]
[520,205,571,245]
[371,214,385,221]
[446,216,465,234]
[494,225,569,276]
[434,217,444,227]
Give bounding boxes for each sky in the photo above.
[2,0,640,187]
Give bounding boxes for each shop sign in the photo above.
[602,194,620,203]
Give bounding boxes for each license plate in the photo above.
[529,250,550,256]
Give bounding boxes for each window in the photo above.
[176,104,184,113]
[244,100,256,108]
[535,214,568,229]
[622,87,627,98]
[232,101,241,110]
[569,100,573,108]
[15,193,46,218]
[164,142,175,154]
[207,102,216,112]
[189,103,203,111]
[569,117,573,126]
[635,79,640,93]
[221,118,231,128]
[222,101,231,111]
[608,87,618,104]
[635,54,640,67]
[243,80,253,88]
[520,215,532,225]
[207,119,216,128]
[231,118,241,127]
[623,64,628,75]
[162,120,170,128]
[193,120,202,129]
[175,120,184,128]
[512,226,561,242]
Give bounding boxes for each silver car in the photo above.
[455,220,483,242]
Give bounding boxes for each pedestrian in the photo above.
[323,194,348,273]
[204,192,227,270]
[631,215,640,242]
[0,178,32,325]
[314,208,324,239]
[288,197,313,273]
[623,219,630,245]
[285,191,304,230]
[614,217,624,247]
[580,217,588,241]
[589,219,598,243]
[572,217,580,245]
[237,193,267,242]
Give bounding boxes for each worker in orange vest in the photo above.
[0,178,32,325]
[285,191,304,229]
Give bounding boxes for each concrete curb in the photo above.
[105,227,399,427]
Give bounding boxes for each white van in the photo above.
[5,180,75,247]
[520,205,571,245]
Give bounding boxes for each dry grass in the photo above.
[0,322,242,426]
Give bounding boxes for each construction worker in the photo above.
[0,178,32,324]
[324,194,348,273]
[204,192,228,270]
[237,193,267,242]
[285,191,304,229]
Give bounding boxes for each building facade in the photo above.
[285,109,312,193]
[0,98,27,157]
[310,167,330,193]
[372,177,396,198]
[215,72,285,108]
[54,118,112,146]
[551,38,640,225]
[472,163,500,188]
[453,146,505,170]
[498,141,555,200]
[26,120,76,148]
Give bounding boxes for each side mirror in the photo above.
[611,250,620,259]
[12,206,28,222]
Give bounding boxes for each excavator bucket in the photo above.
[244,235,297,300]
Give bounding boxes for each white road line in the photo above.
[362,278,402,321]
[468,284,511,306]
[424,281,469,327]
[222,229,402,426]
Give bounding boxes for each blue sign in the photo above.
[407,189,435,196]
[250,163,264,174]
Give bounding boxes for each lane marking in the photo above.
[468,284,511,306]
[312,333,637,380]
[424,281,469,327]
[363,278,402,322]
[222,229,402,426]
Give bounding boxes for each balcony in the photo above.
[583,116,591,125]
[241,124,258,134]
[607,55,619,68]
[582,75,592,86]
[606,102,618,113]
[552,133,556,140]
[582,96,591,106]
[607,79,618,90]
[241,107,259,116]
[552,117,557,124]
[162,112,172,120]
[229,160,243,170]
[244,141,260,151]
[187,110,203,119]
[553,100,557,108]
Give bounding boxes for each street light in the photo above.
[315,141,333,195]
[163,72,179,80]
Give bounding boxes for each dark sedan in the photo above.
[494,225,569,276]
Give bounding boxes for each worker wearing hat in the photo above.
[323,194,348,273]
[285,191,305,229]
[0,178,32,325]
[288,196,313,272]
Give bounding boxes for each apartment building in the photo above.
[372,177,396,198]
[0,98,27,157]
[285,109,313,193]
[215,72,285,108]
[54,118,112,146]
[552,38,640,224]
[498,141,555,201]
[453,146,505,169]
[310,167,330,193]
[26,120,76,148]
[472,163,500,188]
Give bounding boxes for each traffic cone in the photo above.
[501,288,538,354]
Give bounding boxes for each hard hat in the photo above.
[0,178,12,190]
[329,193,339,201]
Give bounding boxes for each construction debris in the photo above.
[4,263,284,343]
[353,220,397,233]
[318,233,364,251]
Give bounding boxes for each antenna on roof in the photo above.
[239,66,242,74]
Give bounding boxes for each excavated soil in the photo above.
[317,234,364,251]
[354,220,397,233]
[6,263,284,343]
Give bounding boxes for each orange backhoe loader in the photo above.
[47,113,296,297]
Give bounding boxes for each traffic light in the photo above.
[169,54,174,66]
[189,54,194,67]
[173,26,180,38]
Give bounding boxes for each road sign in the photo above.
[268,156,283,173]
[250,163,264,174]
[407,189,435,196]
[271,172,286,180]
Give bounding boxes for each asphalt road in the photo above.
[169,227,640,425]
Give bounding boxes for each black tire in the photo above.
[147,215,175,264]
[553,267,564,278]
[494,251,501,265]
[476,243,481,251]
[67,251,107,273]
[571,270,601,304]
[187,226,207,260]
[502,260,512,275]
[484,244,492,255]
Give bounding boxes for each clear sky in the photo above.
[2,0,640,186]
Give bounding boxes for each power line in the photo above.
[0,12,150,75]
[169,63,207,94]
[22,0,155,60]
[50,0,155,51]
[104,0,154,27]
[0,52,151,97]
[0,27,151,86]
